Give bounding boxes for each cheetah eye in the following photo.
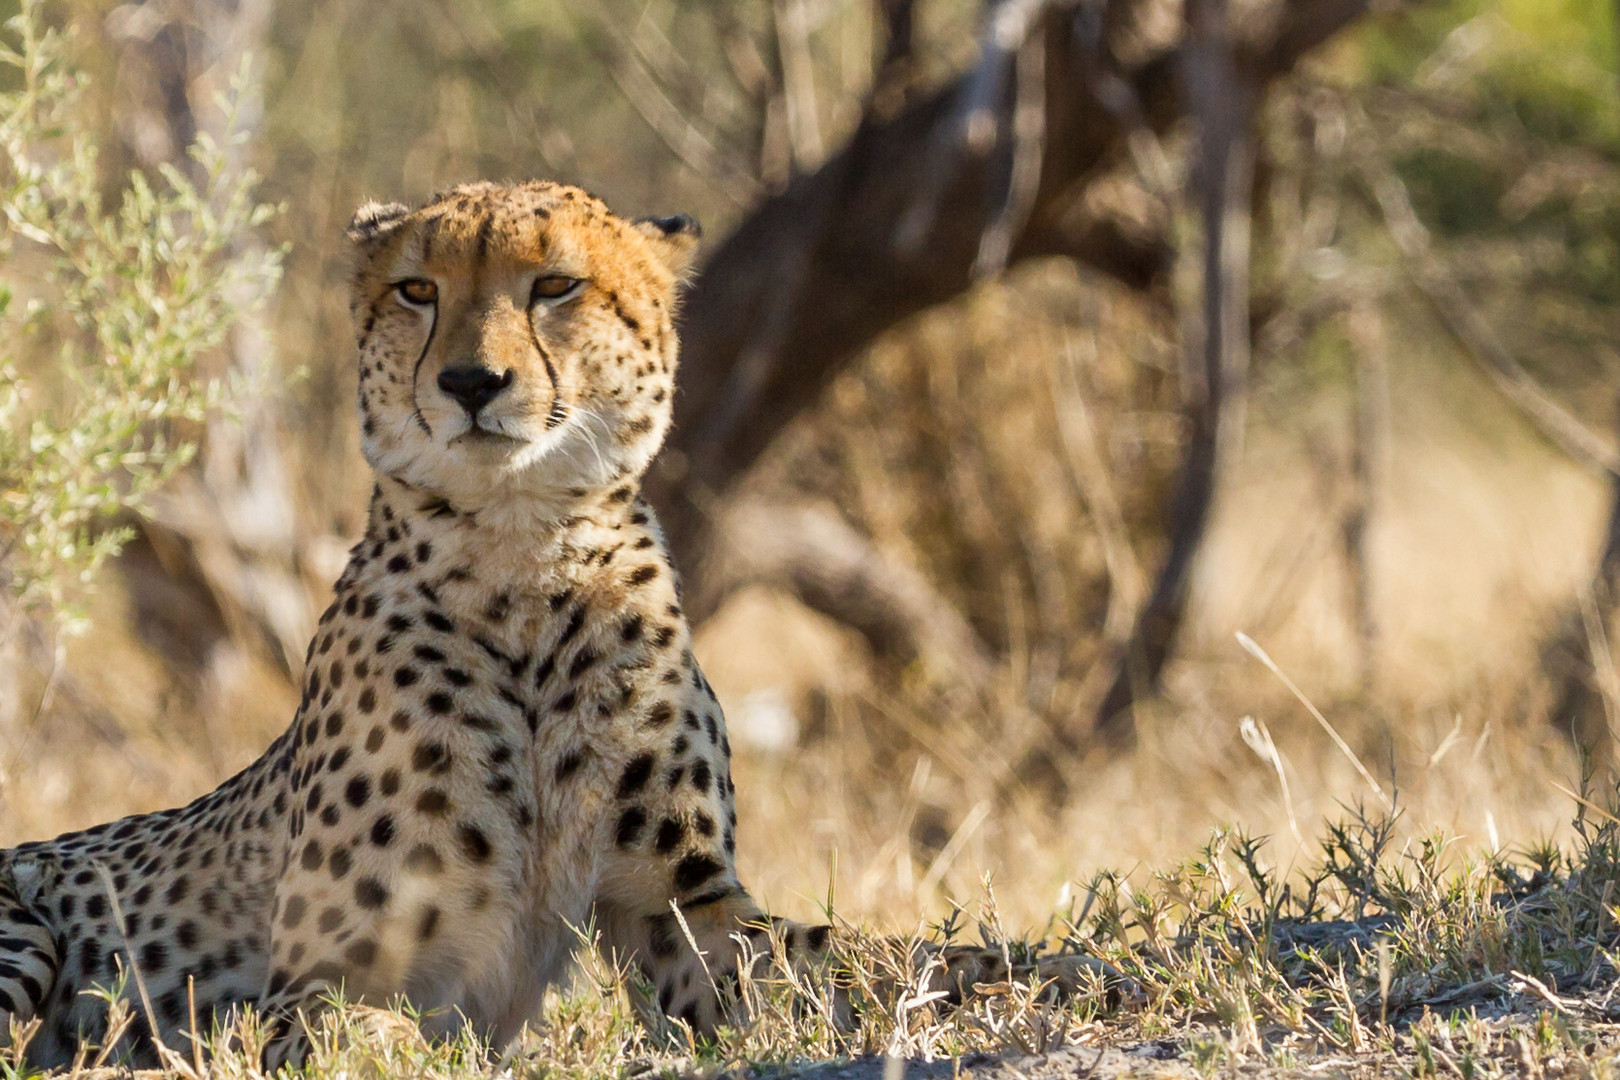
[396,279,438,306]
[531,276,583,304]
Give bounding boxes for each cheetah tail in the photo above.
[0,872,58,1044]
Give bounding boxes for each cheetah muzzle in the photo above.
[0,181,1092,1068]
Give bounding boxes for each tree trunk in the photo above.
[1091,0,1256,745]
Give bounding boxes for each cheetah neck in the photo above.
[348,475,675,639]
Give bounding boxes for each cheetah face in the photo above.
[346,181,698,518]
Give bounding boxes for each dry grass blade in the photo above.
[1236,632,1392,810]
[93,862,192,1076]
[1549,779,1620,825]
[1239,715,1304,847]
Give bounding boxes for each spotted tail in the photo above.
[0,869,57,1041]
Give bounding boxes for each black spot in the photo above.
[621,614,644,642]
[346,775,371,807]
[445,667,474,687]
[302,841,323,871]
[414,644,445,663]
[329,847,353,879]
[558,607,586,645]
[627,565,658,586]
[647,913,678,958]
[691,760,713,794]
[355,877,389,909]
[674,853,725,893]
[458,825,492,863]
[654,818,685,853]
[646,702,674,728]
[533,654,556,689]
[282,896,307,928]
[371,815,396,846]
[79,939,102,978]
[140,941,168,973]
[618,753,655,797]
[394,667,420,687]
[418,906,441,940]
[417,789,450,814]
[426,691,454,715]
[554,750,585,781]
[358,688,377,714]
[425,611,455,633]
[413,742,449,773]
[615,807,647,847]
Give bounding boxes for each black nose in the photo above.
[437,365,514,415]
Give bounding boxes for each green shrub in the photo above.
[0,0,282,631]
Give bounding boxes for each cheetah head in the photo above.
[346,180,699,521]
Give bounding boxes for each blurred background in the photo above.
[1,0,1617,930]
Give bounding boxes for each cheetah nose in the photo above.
[438,365,514,415]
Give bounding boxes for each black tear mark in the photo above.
[408,300,439,435]
[526,320,566,429]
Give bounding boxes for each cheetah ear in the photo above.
[347,201,412,244]
[633,214,702,280]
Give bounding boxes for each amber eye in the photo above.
[531,275,582,302]
[396,279,437,305]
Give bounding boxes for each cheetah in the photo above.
[0,181,1088,1068]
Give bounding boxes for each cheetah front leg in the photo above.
[255,738,582,1066]
[588,697,840,1037]
[592,785,1099,1043]
[593,859,837,1037]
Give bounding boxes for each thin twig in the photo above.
[974,21,1046,276]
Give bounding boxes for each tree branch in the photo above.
[652,0,1378,609]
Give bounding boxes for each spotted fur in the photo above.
[0,181,1084,1068]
